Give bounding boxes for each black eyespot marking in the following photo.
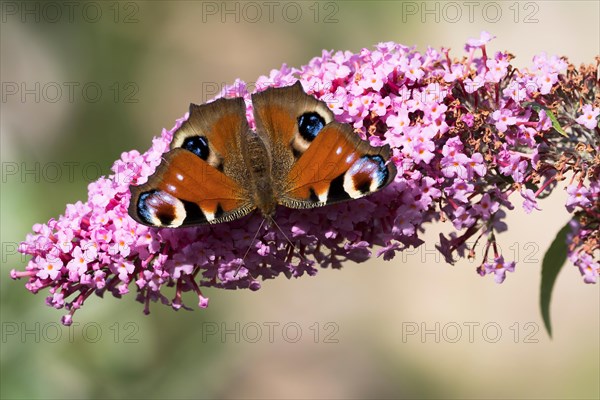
[355,176,372,194]
[136,189,183,227]
[137,190,158,225]
[297,112,325,141]
[347,155,389,191]
[156,207,175,226]
[327,174,351,203]
[215,203,224,220]
[182,136,209,160]
[181,199,207,224]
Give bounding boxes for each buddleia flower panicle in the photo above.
[12,32,599,324]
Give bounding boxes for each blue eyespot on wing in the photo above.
[297,112,326,142]
[181,135,210,161]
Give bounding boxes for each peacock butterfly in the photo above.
[128,81,397,227]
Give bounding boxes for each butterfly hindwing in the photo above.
[281,122,397,208]
[251,81,335,194]
[129,148,254,227]
[171,97,251,184]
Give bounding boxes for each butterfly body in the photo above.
[129,82,397,228]
[241,131,277,218]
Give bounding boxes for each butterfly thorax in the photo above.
[242,132,277,218]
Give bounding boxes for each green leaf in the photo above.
[524,102,568,138]
[540,222,571,337]
[545,110,569,138]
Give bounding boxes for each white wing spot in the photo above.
[203,210,215,222]
[317,188,329,202]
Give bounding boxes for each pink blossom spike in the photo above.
[10,32,600,324]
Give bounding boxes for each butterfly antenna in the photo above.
[234,218,266,277]
[268,216,306,262]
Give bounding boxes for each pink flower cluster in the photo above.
[12,32,599,324]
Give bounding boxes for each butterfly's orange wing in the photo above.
[281,122,397,208]
[251,82,336,196]
[129,97,255,227]
[129,149,254,227]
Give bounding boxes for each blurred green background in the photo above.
[1,1,598,399]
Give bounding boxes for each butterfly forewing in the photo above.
[281,122,397,208]
[129,149,254,227]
